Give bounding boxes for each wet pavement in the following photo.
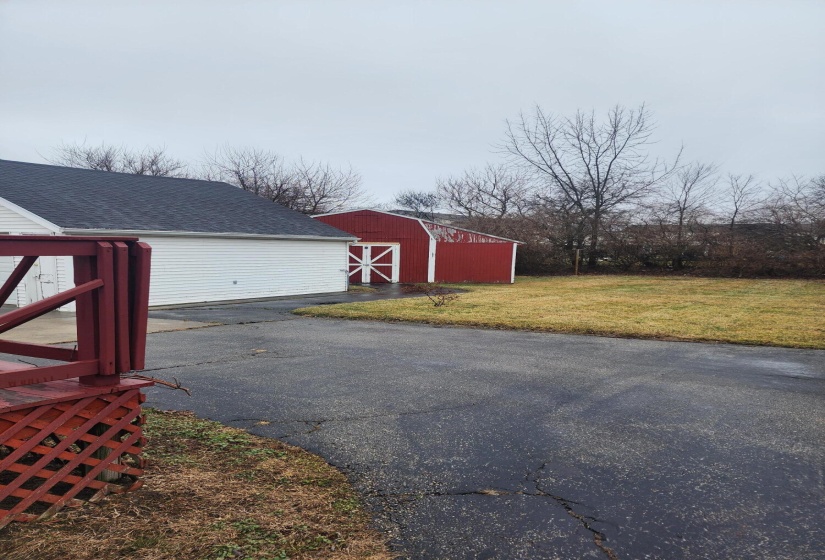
[143,297,825,559]
[0,305,212,344]
[148,284,414,325]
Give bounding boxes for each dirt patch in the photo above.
[0,410,392,560]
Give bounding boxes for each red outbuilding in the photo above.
[313,209,520,284]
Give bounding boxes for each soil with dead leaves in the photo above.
[0,410,392,560]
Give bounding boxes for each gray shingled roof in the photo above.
[0,159,354,239]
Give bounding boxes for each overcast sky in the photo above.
[1,0,822,203]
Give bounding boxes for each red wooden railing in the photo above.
[0,236,151,388]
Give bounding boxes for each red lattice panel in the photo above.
[0,379,152,527]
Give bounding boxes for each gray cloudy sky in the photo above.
[1,0,823,203]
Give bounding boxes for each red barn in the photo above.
[314,210,520,284]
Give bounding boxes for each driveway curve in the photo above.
[145,302,825,559]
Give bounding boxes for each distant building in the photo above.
[315,209,520,284]
[0,159,355,307]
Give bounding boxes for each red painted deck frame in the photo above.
[0,235,154,525]
[0,378,152,526]
[0,236,150,389]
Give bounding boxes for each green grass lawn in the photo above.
[296,276,825,349]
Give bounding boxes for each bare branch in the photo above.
[202,147,369,214]
[393,190,440,219]
[50,141,188,177]
[436,163,529,219]
[501,104,679,266]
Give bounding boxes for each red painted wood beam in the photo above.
[72,256,99,362]
[129,242,151,370]
[0,340,76,362]
[113,242,131,373]
[0,360,99,389]
[94,242,115,376]
[0,236,138,257]
[0,241,99,257]
[0,280,103,336]
[0,235,138,242]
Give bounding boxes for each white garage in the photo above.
[0,159,355,307]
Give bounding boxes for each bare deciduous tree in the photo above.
[50,142,188,177]
[504,104,680,267]
[203,146,297,205]
[290,158,366,215]
[765,175,825,245]
[718,173,765,260]
[392,190,440,219]
[436,164,529,218]
[650,162,719,269]
[724,173,763,229]
[203,147,368,214]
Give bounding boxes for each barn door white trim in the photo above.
[348,243,400,283]
[427,237,436,283]
[510,242,518,284]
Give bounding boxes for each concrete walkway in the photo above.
[0,306,213,345]
[0,285,407,345]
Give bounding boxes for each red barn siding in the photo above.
[315,210,431,283]
[314,210,519,284]
[435,242,515,283]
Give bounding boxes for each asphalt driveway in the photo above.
[145,299,825,559]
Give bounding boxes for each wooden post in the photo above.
[95,242,116,376]
[88,423,121,482]
[574,249,580,276]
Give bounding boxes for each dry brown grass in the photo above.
[296,276,825,349]
[0,410,392,560]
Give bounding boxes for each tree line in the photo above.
[394,105,824,277]
[49,103,823,278]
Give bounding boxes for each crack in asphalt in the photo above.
[141,355,259,373]
[528,462,620,560]
[226,411,619,559]
[226,401,485,436]
[230,317,300,325]
[140,351,304,373]
[371,485,619,560]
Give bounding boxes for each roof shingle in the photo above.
[0,159,353,239]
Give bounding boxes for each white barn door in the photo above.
[10,255,60,307]
[348,243,399,283]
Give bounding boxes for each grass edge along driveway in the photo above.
[295,276,825,350]
[0,410,391,560]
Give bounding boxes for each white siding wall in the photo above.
[0,258,13,295]
[138,235,349,306]
[0,200,350,307]
[0,204,54,234]
[0,204,57,307]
